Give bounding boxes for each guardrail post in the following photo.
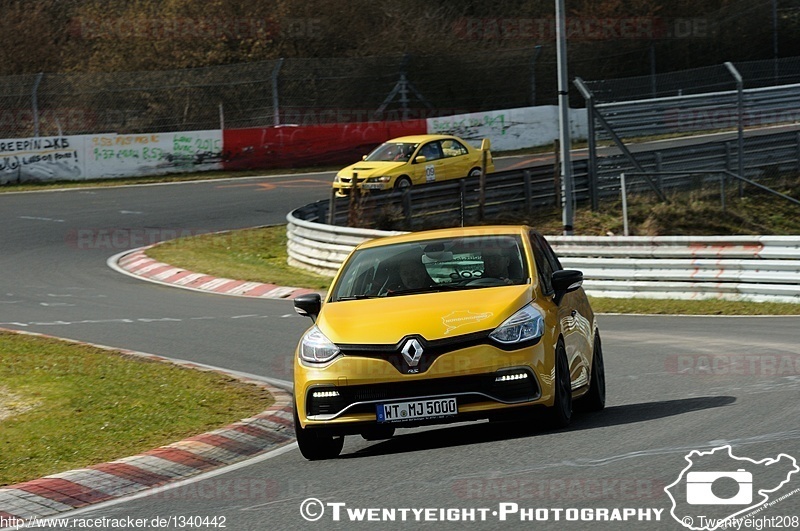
[523,170,532,217]
[401,189,412,229]
[553,140,562,207]
[620,172,629,236]
[328,188,337,225]
[724,62,744,197]
[316,200,327,223]
[459,179,467,227]
[796,131,800,174]
[574,77,598,211]
[479,150,487,221]
[654,152,663,194]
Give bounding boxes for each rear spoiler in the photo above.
[480,138,491,151]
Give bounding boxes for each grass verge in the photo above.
[146,225,800,315]
[146,226,332,290]
[0,332,274,486]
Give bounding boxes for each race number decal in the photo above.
[425,164,436,183]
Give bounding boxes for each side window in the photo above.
[530,231,555,295]
[418,141,443,161]
[441,139,468,158]
[538,234,563,272]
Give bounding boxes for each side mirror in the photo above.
[414,155,427,164]
[362,155,367,160]
[294,293,322,322]
[552,270,583,305]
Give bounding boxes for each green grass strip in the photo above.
[146,226,332,290]
[0,332,274,486]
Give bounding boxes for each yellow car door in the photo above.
[440,138,473,179]
[411,141,447,184]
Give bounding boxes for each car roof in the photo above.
[356,225,533,250]
[383,134,463,143]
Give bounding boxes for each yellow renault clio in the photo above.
[292,226,605,460]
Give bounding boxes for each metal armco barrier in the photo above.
[286,210,800,303]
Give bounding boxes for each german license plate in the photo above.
[376,397,457,423]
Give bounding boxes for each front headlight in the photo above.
[366,176,392,183]
[489,305,544,344]
[333,175,341,183]
[299,326,341,363]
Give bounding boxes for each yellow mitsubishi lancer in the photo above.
[292,226,605,460]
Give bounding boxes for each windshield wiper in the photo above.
[385,285,464,296]
[335,295,381,301]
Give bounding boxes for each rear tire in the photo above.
[468,167,482,179]
[544,340,572,429]
[576,332,606,412]
[293,404,344,460]
[394,176,412,191]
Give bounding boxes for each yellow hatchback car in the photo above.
[292,226,605,460]
[332,134,494,197]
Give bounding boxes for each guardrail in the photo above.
[286,212,800,303]
[594,83,800,140]
[288,128,800,233]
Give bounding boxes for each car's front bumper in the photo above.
[332,180,390,196]
[294,340,555,431]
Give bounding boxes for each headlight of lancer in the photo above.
[489,305,544,344]
[299,326,341,363]
[366,176,391,183]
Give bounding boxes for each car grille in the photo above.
[306,368,540,418]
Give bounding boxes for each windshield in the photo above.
[329,235,529,302]
[364,142,418,162]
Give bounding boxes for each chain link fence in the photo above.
[0,49,546,138]
[582,56,800,103]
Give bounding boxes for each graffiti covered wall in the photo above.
[427,106,588,152]
[0,130,223,184]
[88,131,222,179]
[0,136,84,184]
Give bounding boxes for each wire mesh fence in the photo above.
[597,170,800,236]
[582,56,800,103]
[0,49,544,138]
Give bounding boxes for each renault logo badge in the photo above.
[400,338,424,367]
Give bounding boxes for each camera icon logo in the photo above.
[686,469,753,505]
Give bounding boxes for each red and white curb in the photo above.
[109,247,319,300]
[0,328,295,522]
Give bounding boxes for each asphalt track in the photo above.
[1,154,799,530]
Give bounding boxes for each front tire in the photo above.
[576,332,606,412]
[394,176,412,191]
[544,340,572,429]
[294,404,344,460]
